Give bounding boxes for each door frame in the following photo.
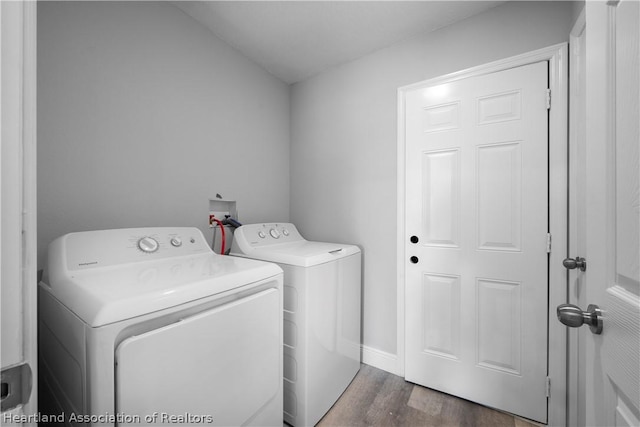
[396,43,568,426]
[1,0,38,421]
[567,8,586,427]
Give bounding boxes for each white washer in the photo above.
[230,223,361,427]
[38,227,283,426]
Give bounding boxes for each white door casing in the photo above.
[397,44,568,426]
[404,61,548,423]
[580,1,640,425]
[567,7,587,427]
[0,0,38,423]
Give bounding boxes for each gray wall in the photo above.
[290,1,576,356]
[571,1,586,27]
[37,1,290,267]
[38,0,579,361]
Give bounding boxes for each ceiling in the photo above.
[173,1,508,84]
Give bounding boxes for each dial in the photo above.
[137,236,159,253]
[282,228,290,236]
[258,231,266,239]
[269,228,281,239]
[170,237,182,247]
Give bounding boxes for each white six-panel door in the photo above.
[404,62,549,423]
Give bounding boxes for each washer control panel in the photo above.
[232,223,303,248]
[59,227,213,271]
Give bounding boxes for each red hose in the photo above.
[212,218,226,255]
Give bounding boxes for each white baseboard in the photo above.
[361,345,402,377]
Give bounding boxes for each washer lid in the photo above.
[233,240,360,267]
[43,228,282,327]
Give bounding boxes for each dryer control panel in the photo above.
[50,227,213,273]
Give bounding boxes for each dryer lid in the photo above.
[42,227,282,327]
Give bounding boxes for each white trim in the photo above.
[361,345,401,377]
[568,8,586,427]
[397,43,569,426]
[0,0,38,420]
[547,42,570,427]
[396,85,407,378]
[22,0,39,420]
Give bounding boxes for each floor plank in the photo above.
[316,364,541,427]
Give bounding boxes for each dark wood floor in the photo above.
[317,364,540,427]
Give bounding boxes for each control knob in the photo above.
[138,236,159,253]
[269,228,281,239]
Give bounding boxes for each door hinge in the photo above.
[545,88,551,110]
[546,233,552,253]
[1,363,33,412]
[546,376,551,397]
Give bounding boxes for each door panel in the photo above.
[476,278,521,374]
[422,150,460,247]
[422,273,461,359]
[583,1,640,426]
[405,61,549,423]
[477,142,522,251]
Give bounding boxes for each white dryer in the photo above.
[38,227,283,426]
[230,223,361,427]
